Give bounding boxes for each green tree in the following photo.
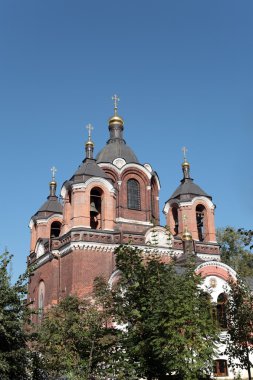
[32,286,138,380]
[225,277,253,380]
[0,250,31,380]
[113,245,218,380]
[217,227,253,276]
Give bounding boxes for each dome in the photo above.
[96,139,139,164]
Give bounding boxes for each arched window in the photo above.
[172,207,179,235]
[216,292,227,329]
[196,205,206,241]
[50,221,61,238]
[38,281,45,320]
[90,188,102,229]
[127,179,141,210]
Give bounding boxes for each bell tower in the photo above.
[163,148,219,260]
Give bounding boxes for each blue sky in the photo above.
[0,0,252,281]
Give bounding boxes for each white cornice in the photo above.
[116,217,153,226]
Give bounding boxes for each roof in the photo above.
[96,139,139,164]
[169,178,211,202]
[71,158,110,182]
[33,195,63,220]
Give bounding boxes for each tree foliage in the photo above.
[32,283,137,380]
[113,245,218,380]
[225,277,253,380]
[217,227,253,276]
[32,245,218,380]
[0,250,31,380]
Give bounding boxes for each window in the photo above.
[196,205,205,241]
[38,281,45,320]
[50,221,61,238]
[216,293,227,329]
[90,188,102,229]
[213,359,228,377]
[127,179,141,210]
[172,207,179,235]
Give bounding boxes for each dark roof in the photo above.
[33,195,63,220]
[71,158,110,182]
[169,178,211,202]
[96,139,139,164]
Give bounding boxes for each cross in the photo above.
[51,166,57,181]
[112,94,120,114]
[86,123,94,140]
[182,146,188,162]
[183,214,188,227]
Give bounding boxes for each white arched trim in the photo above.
[108,269,121,288]
[61,185,67,199]
[163,196,215,215]
[72,177,116,194]
[151,171,161,191]
[99,162,152,180]
[35,239,46,258]
[196,261,237,280]
[29,214,63,228]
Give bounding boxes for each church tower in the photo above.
[163,148,219,260]
[28,96,160,319]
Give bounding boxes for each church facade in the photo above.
[28,98,243,379]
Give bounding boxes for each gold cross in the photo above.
[183,214,188,227]
[182,146,188,162]
[112,94,120,114]
[51,166,57,181]
[86,123,94,140]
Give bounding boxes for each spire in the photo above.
[181,146,190,180]
[85,123,94,159]
[49,166,57,197]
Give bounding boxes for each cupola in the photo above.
[96,94,138,164]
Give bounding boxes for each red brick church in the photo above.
[28,96,241,377]
[28,96,231,308]
[27,95,231,309]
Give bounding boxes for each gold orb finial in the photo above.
[182,227,193,241]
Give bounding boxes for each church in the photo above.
[28,96,242,379]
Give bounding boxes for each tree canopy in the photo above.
[112,245,218,380]
[217,227,253,276]
[0,250,31,380]
[32,245,218,380]
[225,277,253,380]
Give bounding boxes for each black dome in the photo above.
[96,139,138,164]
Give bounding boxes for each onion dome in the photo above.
[96,94,138,164]
[32,167,63,220]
